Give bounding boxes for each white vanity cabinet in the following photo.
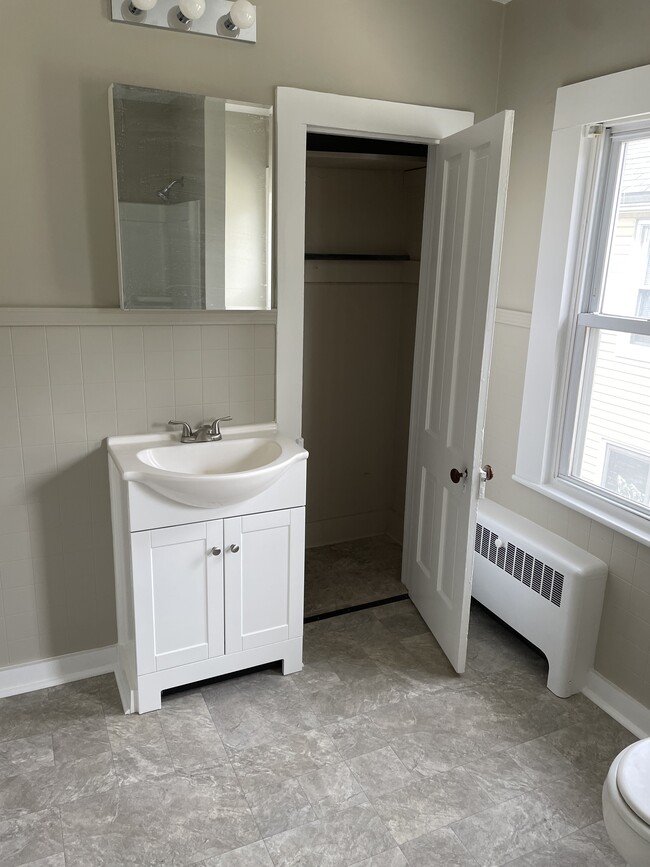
[107,431,307,714]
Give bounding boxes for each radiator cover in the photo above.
[472,499,607,698]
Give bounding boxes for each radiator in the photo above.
[472,499,607,698]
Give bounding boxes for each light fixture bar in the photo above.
[111,0,257,43]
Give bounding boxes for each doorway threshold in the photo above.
[304,593,409,624]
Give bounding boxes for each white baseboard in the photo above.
[0,646,117,699]
[583,669,650,739]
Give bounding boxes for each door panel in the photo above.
[134,520,225,673]
[404,110,513,672]
[224,508,304,653]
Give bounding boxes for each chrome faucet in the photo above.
[169,416,232,443]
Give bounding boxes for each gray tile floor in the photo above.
[304,537,405,617]
[0,601,635,866]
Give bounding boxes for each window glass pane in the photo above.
[600,138,650,317]
[570,328,650,511]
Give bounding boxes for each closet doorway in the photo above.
[301,134,427,619]
[275,88,512,673]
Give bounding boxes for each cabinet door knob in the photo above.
[230,544,240,553]
[210,547,222,556]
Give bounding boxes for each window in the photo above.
[560,127,650,518]
[515,63,650,544]
[603,445,650,505]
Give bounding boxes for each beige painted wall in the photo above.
[302,163,423,547]
[0,0,503,309]
[485,0,650,708]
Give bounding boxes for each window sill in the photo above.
[512,473,650,546]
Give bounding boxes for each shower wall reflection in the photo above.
[110,84,272,310]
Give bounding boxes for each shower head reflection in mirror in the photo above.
[109,83,273,310]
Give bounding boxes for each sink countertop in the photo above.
[106,424,308,509]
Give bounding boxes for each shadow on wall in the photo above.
[29,446,117,659]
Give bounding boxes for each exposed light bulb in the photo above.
[128,0,158,13]
[177,0,206,24]
[225,0,256,31]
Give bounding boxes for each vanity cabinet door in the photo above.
[224,508,305,654]
[132,520,225,673]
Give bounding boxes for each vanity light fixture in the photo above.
[177,0,206,25]
[224,0,255,32]
[111,0,257,43]
[127,0,158,14]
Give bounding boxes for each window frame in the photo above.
[515,63,650,545]
[558,123,650,514]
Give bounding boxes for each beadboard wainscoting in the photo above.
[0,322,276,668]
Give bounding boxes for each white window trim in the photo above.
[515,63,650,546]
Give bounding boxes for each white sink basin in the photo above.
[107,431,308,508]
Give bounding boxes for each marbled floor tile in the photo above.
[504,826,624,866]
[0,735,54,777]
[400,827,480,866]
[492,676,589,738]
[290,662,343,693]
[0,687,104,743]
[60,771,259,866]
[577,821,627,865]
[541,770,604,830]
[319,654,385,685]
[304,537,403,618]
[0,752,116,818]
[349,849,408,867]
[51,719,111,764]
[21,855,66,867]
[546,718,636,778]
[372,767,493,845]
[246,777,316,837]
[323,715,388,760]
[299,761,367,818]
[461,751,535,805]
[348,747,414,799]
[264,802,395,867]
[0,808,63,867]
[203,676,319,754]
[231,729,341,794]
[451,789,577,866]
[105,710,174,785]
[304,675,403,726]
[158,691,228,773]
[506,735,576,786]
[389,726,491,779]
[202,840,274,867]
[371,605,428,640]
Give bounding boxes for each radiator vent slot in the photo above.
[475,523,564,608]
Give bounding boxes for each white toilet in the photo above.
[602,738,650,867]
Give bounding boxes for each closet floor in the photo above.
[304,535,406,618]
[0,600,631,866]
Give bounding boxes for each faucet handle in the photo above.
[169,420,194,441]
[209,416,232,440]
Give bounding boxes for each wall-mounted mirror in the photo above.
[109,84,272,310]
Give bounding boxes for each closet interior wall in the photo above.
[302,154,426,549]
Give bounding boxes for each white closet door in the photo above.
[404,110,514,672]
